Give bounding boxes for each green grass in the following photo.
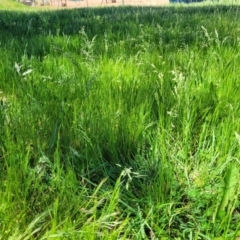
[0,4,240,239]
[0,0,28,10]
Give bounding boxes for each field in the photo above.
[1,3,240,239]
[0,0,28,9]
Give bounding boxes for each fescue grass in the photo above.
[0,4,240,239]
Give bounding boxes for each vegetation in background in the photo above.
[0,4,240,239]
[0,0,28,10]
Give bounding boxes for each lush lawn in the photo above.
[0,4,240,239]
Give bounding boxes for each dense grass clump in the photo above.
[0,5,240,239]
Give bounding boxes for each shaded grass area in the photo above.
[0,5,240,239]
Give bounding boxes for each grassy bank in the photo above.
[0,5,240,239]
[0,0,28,10]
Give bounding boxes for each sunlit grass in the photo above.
[0,4,240,239]
[0,0,28,10]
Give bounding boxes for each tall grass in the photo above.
[0,5,240,239]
